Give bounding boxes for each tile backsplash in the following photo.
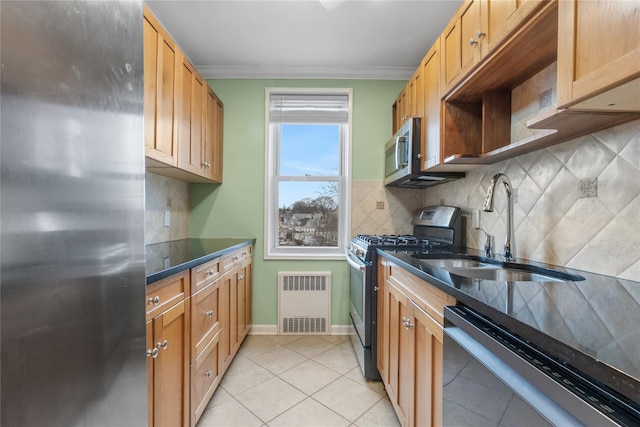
[145,172,190,245]
[351,119,639,279]
[421,119,640,280]
[351,181,424,236]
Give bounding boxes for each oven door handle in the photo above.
[346,254,366,272]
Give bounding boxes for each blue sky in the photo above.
[278,124,340,208]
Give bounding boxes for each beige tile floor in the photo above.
[197,335,401,427]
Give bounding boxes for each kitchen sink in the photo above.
[420,258,495,269]
[411,254,585,282]
[447,267,568,282]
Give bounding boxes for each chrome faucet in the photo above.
[483,173,516,261]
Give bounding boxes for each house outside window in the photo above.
[265,88,352,259]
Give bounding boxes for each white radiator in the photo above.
[278,272,331,335]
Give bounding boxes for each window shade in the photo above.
[269,93,349,123]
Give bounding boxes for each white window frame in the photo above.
[264,87,352,260]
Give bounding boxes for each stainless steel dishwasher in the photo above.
[443,305,640,426]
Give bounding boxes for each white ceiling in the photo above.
[144,0,463,80]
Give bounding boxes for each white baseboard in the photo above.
[330,324,352,335]
[249,324,278,335]
[249,324,352,336]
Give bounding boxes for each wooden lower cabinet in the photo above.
[378,257,453,427]
[148,244,253,427]
[189,244,253,425]
[191,331,221,425]
[147,297,190,427]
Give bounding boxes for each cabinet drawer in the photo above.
[146,270,189,321]
[222,245,252,271]
[388,262,455,325]
[191,281,220,360]
[191,257,221,294]
[191,332,220,425]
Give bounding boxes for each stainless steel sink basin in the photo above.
[448,267,568,282]
[410,254,585,282]
[422,259,494,269]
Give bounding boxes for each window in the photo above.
[265,88,351,259]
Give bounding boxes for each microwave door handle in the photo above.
[394,136,401,169]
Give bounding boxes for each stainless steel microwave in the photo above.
[384,117,464,188]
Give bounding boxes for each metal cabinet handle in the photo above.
[402,317,414,329]
[242,251,248,256]
[476,29,485,39]
[238,274,245,280]
[147,348,159,359]
[157,340,168,350]
[148,296,160,305]
[205,370,213,378]
[205,310,214,317]
[203,162,211,168]
[206,269,216,277]
[233,256,239,261]
[469,38,478,47]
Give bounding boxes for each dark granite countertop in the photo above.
[378,248,640,406]
[146,238,256,285]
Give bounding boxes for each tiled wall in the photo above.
[421,119,640,280]
[350,181,424,236]
[145,172,190,244]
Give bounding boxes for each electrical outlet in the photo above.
[164,210,171,227]
[163,257,171,269]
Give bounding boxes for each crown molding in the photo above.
[196,64,414,80]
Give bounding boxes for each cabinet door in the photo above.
[557,0,640,110]
[204,87,223,183]
[177,55,206,176]
[413,302,444,427]
[421,42,442,171]
[218,273,232,374]
[483,0,547,54]
[387,283,412,427]
[151,299,190,427]
[237,258,252,341]
[143,8,179,166]
[146,322,154,427]
[441,0,482,93]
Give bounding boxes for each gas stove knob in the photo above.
[356,248,365,258]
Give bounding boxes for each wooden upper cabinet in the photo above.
[441,0,482,92]
[204,87,223,183]
[392,89,408,133]
[557,0,640,111]
[421,42,442,171]
[482,0,546,53]
[177,56,206,176]
[143,6,179,167]
[144,8,225,184]
[441,0,547,95]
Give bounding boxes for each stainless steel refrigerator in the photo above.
[1,1,147,425]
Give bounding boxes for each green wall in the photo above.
[190,79,405,327]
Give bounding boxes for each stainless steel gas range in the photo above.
[347,205,462,380]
